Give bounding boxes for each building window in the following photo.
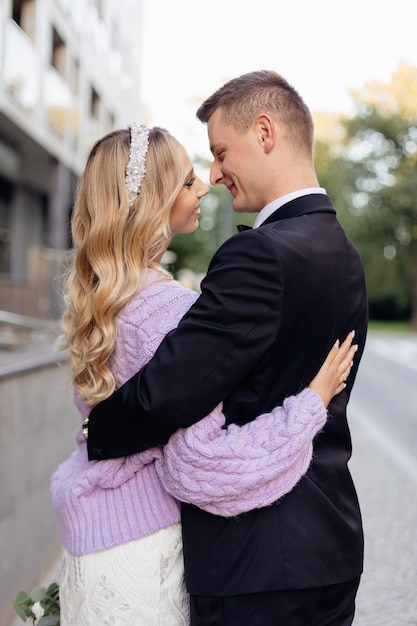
[90,87,100,120]
[93,0,103,19]
[0,175,13,274]
[72,58,80,96]
[12,0,37,41]
[52,27,66,78]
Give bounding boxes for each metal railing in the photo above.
[0,309,62,348]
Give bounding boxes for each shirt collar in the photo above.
[253,187,327,229]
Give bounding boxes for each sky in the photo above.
[140,0,417,161]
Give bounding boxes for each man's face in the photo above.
[207,108,264,214]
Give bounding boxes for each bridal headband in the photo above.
[125,122,150,206]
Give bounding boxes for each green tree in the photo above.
[315,63,417,328]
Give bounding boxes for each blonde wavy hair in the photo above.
[62,126,186,406]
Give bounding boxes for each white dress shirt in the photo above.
[253,187,327,229]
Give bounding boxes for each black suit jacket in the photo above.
[87,194,368,594]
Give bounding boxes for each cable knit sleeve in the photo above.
[156,388,326,517]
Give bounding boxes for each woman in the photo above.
[51,123,356,625]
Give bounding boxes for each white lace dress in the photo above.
[60,524,189,625]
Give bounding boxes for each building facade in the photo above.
[0,0,144,318]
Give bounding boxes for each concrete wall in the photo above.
[0,352,79,626]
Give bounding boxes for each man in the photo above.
[87,70,368,625]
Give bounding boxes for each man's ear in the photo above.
[255,114,276,153]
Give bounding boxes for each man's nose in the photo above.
[209,163,223,186]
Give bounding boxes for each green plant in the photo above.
[13,583,60,625]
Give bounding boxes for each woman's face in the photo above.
[170,148,209,235]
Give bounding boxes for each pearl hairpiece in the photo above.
[125,122,150,206]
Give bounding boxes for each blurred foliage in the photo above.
[314,63,417,327]
[13,583,60,625]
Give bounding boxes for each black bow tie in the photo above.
[236,224,252,232]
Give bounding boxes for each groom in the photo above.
[87,70,368,625]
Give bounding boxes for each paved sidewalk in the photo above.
[349,410,417,625]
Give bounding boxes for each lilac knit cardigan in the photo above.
[51,270,326,555]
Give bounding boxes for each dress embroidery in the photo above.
[60,524,190,625]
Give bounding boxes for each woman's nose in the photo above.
[198,182,210,198]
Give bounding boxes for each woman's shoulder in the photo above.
[110,270,199,382]
[118,269,198,327]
